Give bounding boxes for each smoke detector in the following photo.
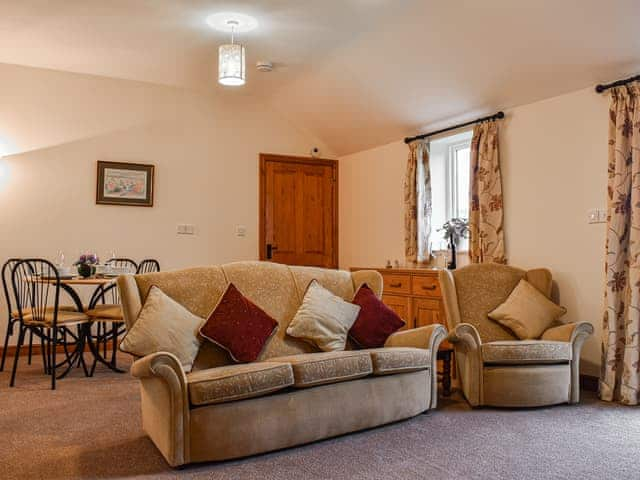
[256,61,273,72]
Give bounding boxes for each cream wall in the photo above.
[339,87,609,375]
[0,62,332,345]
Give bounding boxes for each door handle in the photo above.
[266,244,278,260]
[389,282,403,288]
[421,285,437,291]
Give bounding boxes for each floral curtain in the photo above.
[404,140,432,264]
[469,120,506,264]
[601,83,640,405]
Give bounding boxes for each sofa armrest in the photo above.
[385,324,447,409]
[541,321,594,343]
[130,352,190,467]
[448,322,482,349]
[542,322,594,404]
[448,323,483,407]
[384,324,447,352]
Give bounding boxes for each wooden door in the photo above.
[260,154,338,268]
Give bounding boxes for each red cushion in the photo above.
[200,283,278,363]
[349,284,405,348]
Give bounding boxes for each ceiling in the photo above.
[1,0,639,155]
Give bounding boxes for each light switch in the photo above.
[177,224,195,235]
[235,225,247,237]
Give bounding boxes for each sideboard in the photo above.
[350,266,454,394]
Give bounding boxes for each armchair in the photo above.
[439,263,593,407]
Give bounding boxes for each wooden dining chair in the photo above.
[136,259,160,274]
[10,259,90,389]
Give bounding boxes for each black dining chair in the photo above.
[2,258,24,372]
[10,259,91,389]
[85,257,137,374]
[136,259,160,274]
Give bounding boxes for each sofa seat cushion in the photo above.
[268,351,372,388]
[482,340,572,365]
[364,347,430,375]
[187,362,294,406]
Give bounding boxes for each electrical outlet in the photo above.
[235,225,247,237]
[587,209,606,224]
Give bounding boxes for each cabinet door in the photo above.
[381,294,413,330]
[413,298,442,327]
[413,297,451,350]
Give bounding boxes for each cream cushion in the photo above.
[286,280,360,351]
[120,286,204,372]
[187,362,294,406]
[268,351,372,388]
[482,340,572,365]
[365,347,431,375]
[488,279,567,339]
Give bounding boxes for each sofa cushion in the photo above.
[364,347,430,375]
[286,280,360,352]
[119,286,204,372]
[349,284,405,348]
[268,351,372,388]
[482,340,572,365]
[200,283,278,363]
[187,362,294,406]
[488,279,567,339]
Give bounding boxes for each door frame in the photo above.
[259,153,339,268]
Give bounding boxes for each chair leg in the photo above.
[10,325,26,387]
[0,320,12,372]
[111,323,118,367]
[27,329,34,365]
[51,328,57,390]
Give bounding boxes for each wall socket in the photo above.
[587,208,607,224]
[177,224,195,235]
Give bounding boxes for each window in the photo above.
[428,130,472,252]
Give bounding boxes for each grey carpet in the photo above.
[1,355,638,480]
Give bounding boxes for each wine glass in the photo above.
[55,250,65,267]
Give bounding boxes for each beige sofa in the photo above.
[439,263,593,408]
[118,261,447,467]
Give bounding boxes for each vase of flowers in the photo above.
[438,218,469,270]
[74,253,99,278]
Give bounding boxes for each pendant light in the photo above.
[218,20,245,86]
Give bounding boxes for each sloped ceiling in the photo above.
[0,0,639,155]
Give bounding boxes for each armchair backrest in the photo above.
[439,263,552,343]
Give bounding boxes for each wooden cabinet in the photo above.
[351,265,452,351]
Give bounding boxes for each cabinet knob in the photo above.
[389,282,402,288]
[422,285,437,290]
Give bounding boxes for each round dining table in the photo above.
[30,275,126,376]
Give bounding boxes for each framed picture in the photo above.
[96,161,154,207]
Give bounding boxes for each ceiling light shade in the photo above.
[218,43,245,86]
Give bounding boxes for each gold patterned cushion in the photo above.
[364,347,431,375]
[482,340,572,365]
[488,279,567,339]
[119,286,204,372]
[187,362,294,406]
[286,280,361,352]
[268,351,372,388]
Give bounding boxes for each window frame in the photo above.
[444,140,471,222]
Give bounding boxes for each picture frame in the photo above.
[96,161,154,207]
